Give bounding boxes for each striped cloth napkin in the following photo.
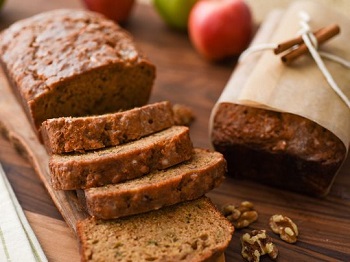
[0,163,47,262]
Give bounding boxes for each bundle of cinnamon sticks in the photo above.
[274,23,340,64]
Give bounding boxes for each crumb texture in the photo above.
[77,197,234,262]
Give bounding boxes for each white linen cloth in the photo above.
[0,162,47,262]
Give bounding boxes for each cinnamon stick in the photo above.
[274,27,325,54]
[281,24,340,64]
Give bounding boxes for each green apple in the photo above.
[0,0,5,10]
[153,0,197,30]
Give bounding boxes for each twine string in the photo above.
[239,11,350,109]
[298,12,350,108]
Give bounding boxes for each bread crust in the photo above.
[40,101,174,154]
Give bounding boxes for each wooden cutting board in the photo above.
[0,66,88,232]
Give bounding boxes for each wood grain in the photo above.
[0,64,87,232]
[25,211,80,262]
[0,1,349,262]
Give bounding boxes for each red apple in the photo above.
[82,0,135,24]
[188,0,253,61]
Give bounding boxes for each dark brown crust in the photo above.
[0,9,155,135]
[49,126,193,190]
[0,59,39,135]
[84,148,226,219]
[40,101,174,154]
[211,103,346,196]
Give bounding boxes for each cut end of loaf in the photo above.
[30,61,155,131]
[76,197,234,262]
[211,102,347,196]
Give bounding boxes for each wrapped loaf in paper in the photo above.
[210,1,349,196]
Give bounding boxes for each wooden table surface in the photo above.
[0,0,349,261]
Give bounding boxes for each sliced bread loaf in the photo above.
[40,101,174,154]
[82,148,226,219]
[49,126,193,190]
[0,9,155,134]
[76,197,234,262]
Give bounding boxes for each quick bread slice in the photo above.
[40,101,174,154]
[76,197,234,262]
[49,126,193,190]
[82,148,226,219]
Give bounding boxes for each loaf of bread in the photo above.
[76,197,234,262]
[81,148,226,219]
[0,9,155,135]
[40,101,174,154]
[211,103,347,196]
[50,126,193,190]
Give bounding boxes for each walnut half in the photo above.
[221,201,258,228]
[240,229,278,262]
[269,214,299,243]
[172,104,195,126]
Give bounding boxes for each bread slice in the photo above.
[49,126,193,190]
[76,197,234,262]
[82,148,226,219]
[0,9,155,135]
[40,101,174,154]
